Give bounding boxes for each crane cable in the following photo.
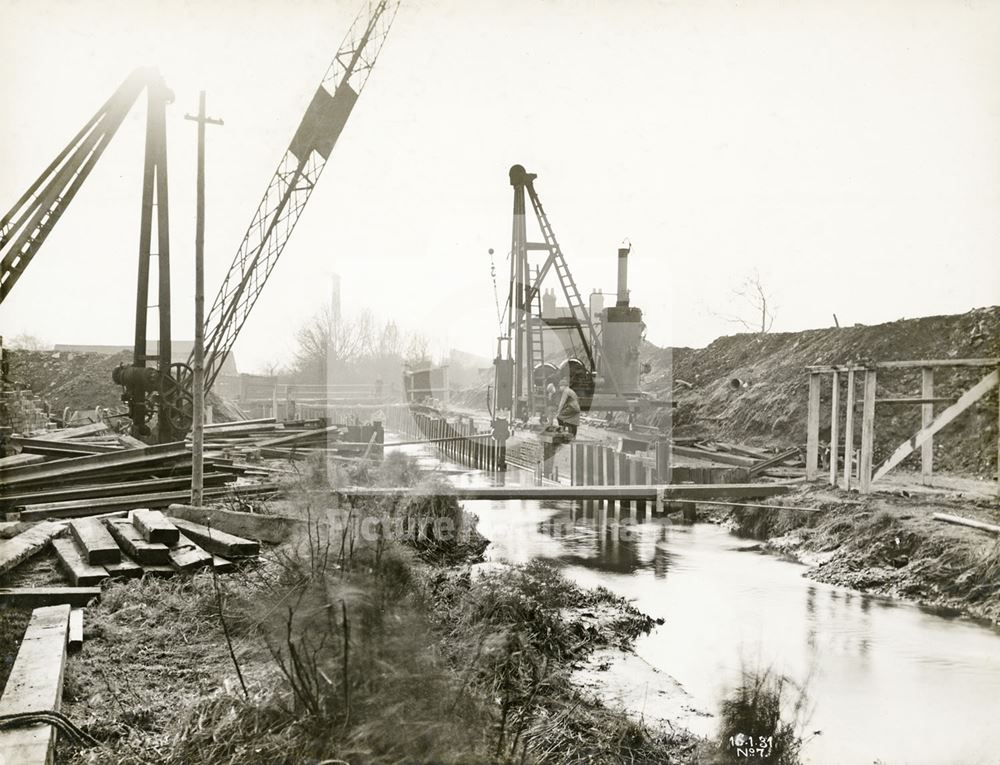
[489,247,509,329]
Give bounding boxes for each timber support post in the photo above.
[806,372,821,480]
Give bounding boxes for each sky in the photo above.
[1,0,998,374]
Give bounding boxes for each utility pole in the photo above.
[185,92,223,506]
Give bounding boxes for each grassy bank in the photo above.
[728,485,1000,625]
[57,453,708,764]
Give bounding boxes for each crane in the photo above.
[193,0,400,396]
[0,0,400,441]
[492,164,659,458]
[0,67,178,441]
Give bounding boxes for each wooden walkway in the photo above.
[336,482,793,502]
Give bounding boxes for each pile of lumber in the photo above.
[670,440,803,478]
[0,509,262,600]
[1,441,281,521]
[193,417,384,461]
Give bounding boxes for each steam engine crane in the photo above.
[0,68,179,441]
[491,164,655,464]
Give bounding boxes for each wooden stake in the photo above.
[806,372,821,480]
[921,366,934,485]
[859,368,877,493]
[842,369,856,491]
[829,370,840,486]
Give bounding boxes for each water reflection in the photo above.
[470,493,1000,765]
[417,447,1000,765]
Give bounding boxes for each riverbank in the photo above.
[54,454,707,764]
[726,480,1000,625]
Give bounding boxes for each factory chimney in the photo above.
[616,247,630,307]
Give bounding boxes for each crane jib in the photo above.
[289,84,359,163]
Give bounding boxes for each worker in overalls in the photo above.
[556,379,581,438]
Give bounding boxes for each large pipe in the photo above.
[616,247,629,307]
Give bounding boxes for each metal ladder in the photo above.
[526,266,546,414]
[525,185,621,396]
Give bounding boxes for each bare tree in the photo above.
[404,333,430,364]
[716,269,777,334]
[6,334,47,350]
[291,305,429,383]
[294,304,373,373]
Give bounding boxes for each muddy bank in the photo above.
[726,483,1000,625]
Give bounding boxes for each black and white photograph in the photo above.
[0,1,998,763]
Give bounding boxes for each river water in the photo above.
[411,451,1000,765]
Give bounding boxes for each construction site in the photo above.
[1,2,998,764]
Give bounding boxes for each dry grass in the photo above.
[60,453,703,764]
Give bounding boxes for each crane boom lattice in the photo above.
[198,0,400,392]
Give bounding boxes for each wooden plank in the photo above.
[842,369,856,490]
[0,522,65,575]
[131,509,180,545]
[1,472,234,509]
[829,370,840,486]
[921,367,934,485]
[0,588,100,608]
[103,554,143,579]
[18,483,280,522]
[166,503,307,544]
[68,608,83,652]
[932,512,1000,535]
[139,564,176,579]
[875,397,953,405]
[212,555,235,573]
[0,442,188,487]
[670,445,756,468]
[68,516,121,565]
[167,533,213,572]
[335,483,794,501]
[167,518,261,557]
[0,604,70,765]
[859,369,877,493]
[873,370,999,483]
[748,447,799,477]
[13,438,121,457]
[36,422,108,441]
[875,358,1000,369]
[255,424,344,448]
[0,453,45,468]
[805,372,821,480]
[807,358,999,372]
[50,537,108,587]
[104,520,170,565]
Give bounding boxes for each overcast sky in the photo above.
[1,0,998,373]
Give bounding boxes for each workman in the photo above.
[556,379,581,437]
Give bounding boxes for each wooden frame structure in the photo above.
[804,359,999,495]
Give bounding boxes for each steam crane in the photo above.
[491,164,659,465]
[0,0,400,441]
[0,68,180,441]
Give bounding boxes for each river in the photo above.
[413,451,1000,765]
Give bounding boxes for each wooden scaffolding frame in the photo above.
[804,358,999,495]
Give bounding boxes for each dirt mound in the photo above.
[5,349,131,414]
[641,306,999,477]
[4,349,242,423]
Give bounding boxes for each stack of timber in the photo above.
[186,417,385,462]
[0,509,262,602]
[665,440,803,479]
[0,439,280,521]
